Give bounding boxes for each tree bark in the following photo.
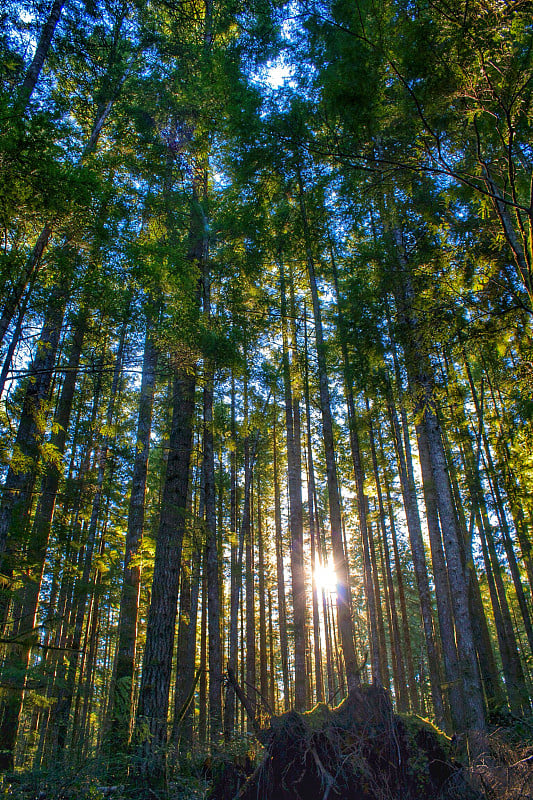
[108,312,158,753]
[295,161,358,690]
[133,367,195,782]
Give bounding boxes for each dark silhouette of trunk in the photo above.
[415,421,463,731]
[295,161,358,690]
[108,312,158,754]
[257,476,269,721]
[15,0,67,115]
[55,318,127,758]
[272,402,290,710]
[303,315,324,703]
[329,254,380,685]
[204,362,222,743]
[133,367,195,783]
[380,451,419,712]
[199,548,208,746]
[0,302,87,770]
[171,533,201,749]
[279,259,307,710]
[245,468,256,731]
[386,395,445,729]
[0,285,68,569]
[368,414,408,711]
[223,375,239,740]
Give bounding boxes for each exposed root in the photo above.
[211,684,482,800]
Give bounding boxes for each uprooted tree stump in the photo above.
[211,684,482,800]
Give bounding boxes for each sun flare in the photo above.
[313,559,338,595]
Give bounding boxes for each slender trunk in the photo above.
[302,327,324,703]
[279,260,306,709]
[108,313,158,753]
[368,415,408,711]
[0,303,87,769]
[199,549,208,746]
[55,320,127,756]
[223,375,238,739]
[390,226,485,732]
[204,363,222,743]
[172,534,201,749]
[295,161,357,689]
[0,285,68,568]
[257,476,269,720]
[245,473,256,730]
[387,396,445,728]
[272,405,290,710]
[380,434,419,713]
[15,0,67,114]
[463,356,533,656]
[416,421,463,731]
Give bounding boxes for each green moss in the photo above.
[398,713,451,751]
[302,702,331,731]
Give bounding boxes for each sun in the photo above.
[313,559,338,595]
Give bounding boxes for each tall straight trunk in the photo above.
[257,476,269,720]
[55,320,127,757]
[481,359,533,593]
[268,586,276,711]
[302,321,324,703]
[133,367,195,783]
[463,356,533,656]
[379,432,419,713]
[0,302,87,770]
[201,234,223,744]
[438,415,504,712]
[245,476,256,731]
[108,312,158,753]
[172,534,201,749]
[386,396,445,728]
[223,375,239,739]
[204,364,222,743]
[329,252,381,685]
[390,226,485,732]
[198,549,208,746]
[368,415,408,711]
[272,404,290,710]
[477,512,529,714]
[415,421,463,731]
[279,259,307,710]
[224,376,263,737]
[366,510,390,689]
[295,161,358,690]
[455,406,531,713]
[0,285,68,568]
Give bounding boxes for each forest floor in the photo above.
[3,687,533,800]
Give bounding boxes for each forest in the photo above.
[0,0,532,797]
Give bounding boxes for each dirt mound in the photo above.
[211,685,481,800]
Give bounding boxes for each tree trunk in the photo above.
[295,161,358,690]
[133,367,196,784]
[108,311,158,753]
[279,259,307,710]
[386,395,445,729]
[15,0,67,114]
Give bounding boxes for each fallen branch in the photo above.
[226,665,266,741]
